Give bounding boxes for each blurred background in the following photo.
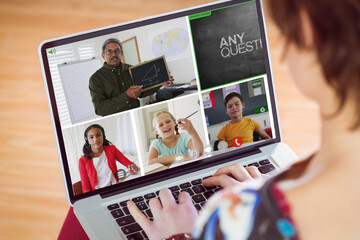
[0,0,320,239]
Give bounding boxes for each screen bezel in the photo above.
[39,0,281,204]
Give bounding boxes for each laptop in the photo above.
[38,0,298,239]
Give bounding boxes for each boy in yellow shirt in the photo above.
[217,92,271,148]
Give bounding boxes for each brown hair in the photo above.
[224,92,244,108]
[82,124,112,160]
[268,0,360,129]
[152,111,179,138]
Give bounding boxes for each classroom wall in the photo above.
[58,16,195,84]
[92,17,196,84]
[170,94,207,147]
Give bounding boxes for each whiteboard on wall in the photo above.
[58,58,102,124]
[122,36,141,66]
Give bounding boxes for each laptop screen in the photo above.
[39,0,280,202]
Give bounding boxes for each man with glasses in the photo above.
[89,38,174,116]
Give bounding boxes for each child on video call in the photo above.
[148,111,204,166]
[78,124,139,193]
[218,92,271,147]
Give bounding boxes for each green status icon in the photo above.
[48,48,56,55]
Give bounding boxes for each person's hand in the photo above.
[202,163,268,188]
[128,164,139,175]
[162,75,174,87]
[127,189,198,240]
[177,118,196,135]
[126,85,142,99]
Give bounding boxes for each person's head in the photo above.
[152,111,179,139]
[101,38,123,67]
[224,92,245,119]
[83,124,112,159]
[267,0,360,129]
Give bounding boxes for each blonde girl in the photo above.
[148,111,203,165]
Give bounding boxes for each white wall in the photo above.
[170,94,207,148]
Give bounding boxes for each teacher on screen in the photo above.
[89,38,174,116]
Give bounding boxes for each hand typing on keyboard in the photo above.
[127,188,198,240]
[202,163,268,188]
[124,163,269,239]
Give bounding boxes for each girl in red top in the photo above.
[78,124,139,193]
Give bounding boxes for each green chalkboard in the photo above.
[129,56,170,92]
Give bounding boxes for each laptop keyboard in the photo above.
[106,159,275,240]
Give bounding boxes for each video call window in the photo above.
[189,0,266,91]
[43,0,277,196]
[202,78,274,150]
[47,16,197,128]
[132,94,207,175]
[62,112,141,195]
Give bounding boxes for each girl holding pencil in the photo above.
[148,111,203,166]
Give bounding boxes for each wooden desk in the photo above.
[0,0,320,239]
